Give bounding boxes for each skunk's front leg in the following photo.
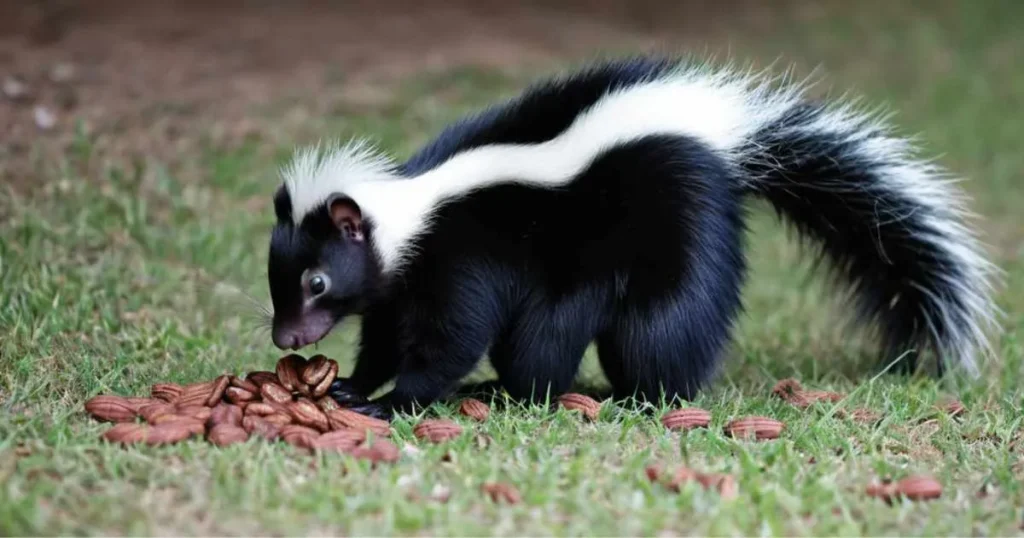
[347,288,501,421]
[328,301,402,406]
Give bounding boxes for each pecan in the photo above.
[84,395,137,423]
[245,371,279,387]
[260,381,293,405]
[310,360,338,398]
[288,399,330,432]
[205,375,231,406]
[151,383,183,403]
[102,423,148,444]
[327,408,391,437]
[412,419,463,443]
[458,398,490,422]
[229,375,260,394]
[557,393,600,421]
[207,424,249,447]
[301,354,331,386]
[275,354,307,392]
[723,417,784,440]
[660,408,711,431]
[207,403,244,428]
[224,386,257,404]
[312,429,365,452]
[280,424,321,449]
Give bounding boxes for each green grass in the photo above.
[3,1,1024,535]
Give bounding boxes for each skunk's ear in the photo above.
[327,193,364,242]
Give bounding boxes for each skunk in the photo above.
[266,56,998,419]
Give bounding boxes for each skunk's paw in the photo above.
[347,401,394,422]
[327,378,369,406]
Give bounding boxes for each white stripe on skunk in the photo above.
[284,64,802,268]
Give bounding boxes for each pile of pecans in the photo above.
[85,354,399,462]
[85,361,946,505]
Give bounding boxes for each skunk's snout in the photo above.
[271,310,336,350]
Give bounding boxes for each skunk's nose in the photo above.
[272,327,302,350]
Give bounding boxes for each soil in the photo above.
[0,0,786,191]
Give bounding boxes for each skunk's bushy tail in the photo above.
[739,90,999,375]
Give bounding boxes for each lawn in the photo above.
[2,1,1024,535]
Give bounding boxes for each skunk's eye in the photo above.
[306,272,330,296]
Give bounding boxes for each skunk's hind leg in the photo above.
[596,278,744,404]
[488,292,607,403]
[595,310,726,403]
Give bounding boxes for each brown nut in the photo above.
[224,386,257,404]
[263,413,294,427]
[288,399,331,432]
[351,438,401,464]
[151,383,183,403]
[313,429,366,452]
[275,354,307,392]
[458,398,490,422]
[176,405,213,422]
[557,393,601,421]
[242,416,281,441]
[771,378,803,400]
[102,423,148,444]
[205,375,231,407]
[245,371,279,387]
[310,361,338,398]
[149,415,206,435]
[661,408,711,431]
[207,424,249,447]
[138,402,176,424]
[84,395,138,423]
[144,422,198,445]
[724,417,784,440]
[481,482,521,504]
[316,396,341,414]
[150,413,185,425]
[301,354,332,386]
[208,403,244,428]
[245,402,286,417]
[229,375,260,394]
[123,397,158,412]
[181,380,215,399]
[327,409,391,437]
[177,381,216,407]
[413,419,464,443]
[895,475,942,501]
[294,384,312,399]
[280,424,321,449]
[260,382,293,405]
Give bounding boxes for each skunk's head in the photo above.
[267,186,378,350]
